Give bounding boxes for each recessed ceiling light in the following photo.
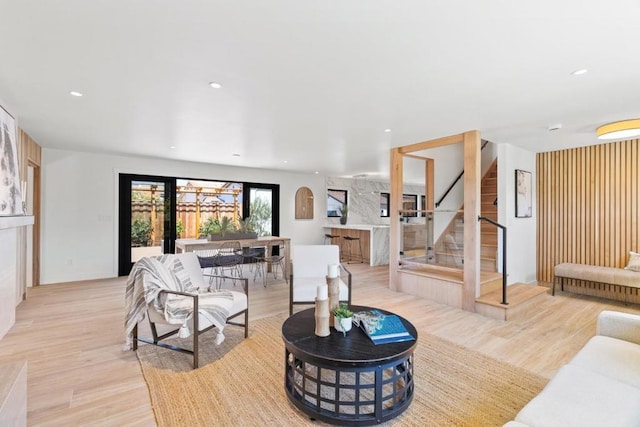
[571,69,588,76]
[232,153,241,157]
[314,171,319,174]
[283,160,288,164]
[384,129,392,133]
[209,82,222,89]
[69,91,83,97]
[169,146,176,149]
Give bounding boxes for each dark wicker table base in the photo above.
[285,350,414,425]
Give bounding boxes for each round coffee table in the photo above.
[282,305,418,426]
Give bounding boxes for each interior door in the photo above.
[118,174,176,276]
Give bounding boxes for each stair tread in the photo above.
[399,264,503,285]
[476,283,548,307]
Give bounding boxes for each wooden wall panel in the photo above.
[17,128,42,294]
[537,139,640,282]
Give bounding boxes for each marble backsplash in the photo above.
[326,177,424,225]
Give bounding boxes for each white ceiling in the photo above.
[1,1,639,183]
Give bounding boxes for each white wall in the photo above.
[41,148,326,284]
[497,143,537,284]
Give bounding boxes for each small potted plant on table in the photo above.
[333,303,354,335]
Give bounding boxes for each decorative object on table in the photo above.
[332,303,353,335]
[0,105,25,216]
[326,264,340,326]
[339,204,348,225]
[515,169,532,218]
[314,284,330,337]
[353,309,415,345]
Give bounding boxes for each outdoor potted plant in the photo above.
[333,303,354,335]
[205,216,259,241]
[339,205,348,225]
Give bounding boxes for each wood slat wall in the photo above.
[537,139,640,282]
[17,128,42,296]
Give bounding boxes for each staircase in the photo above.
[401,157,551,321]
[434,160,498,272]
[480,160,498,272]
[475,283,549,321]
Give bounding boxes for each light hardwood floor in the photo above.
[1,264,639,426]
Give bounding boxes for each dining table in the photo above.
[175,236,291,278]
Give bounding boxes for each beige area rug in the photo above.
[137,315,547,426]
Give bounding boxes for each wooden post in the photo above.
[462,131,481,311]
[389,147,404,291]
[150,185,157,245]
[195,187,201,237]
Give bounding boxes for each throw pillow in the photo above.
[625,251,640,272]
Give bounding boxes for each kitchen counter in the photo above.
[323,224,389,266]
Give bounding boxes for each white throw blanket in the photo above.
[124,256,234,349]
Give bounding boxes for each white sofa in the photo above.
[289,245,351,315]
[505,310,640,427]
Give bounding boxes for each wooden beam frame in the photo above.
[389,130,481,312]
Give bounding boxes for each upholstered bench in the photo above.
[553,262,640,303]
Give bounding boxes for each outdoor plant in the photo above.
[176,218,184,238]
[237,216,256,234]
[333,303,354,336]
[249,198,272,236]
[199,217,221,237]
[217,216,234,237]
[131,218,152,247]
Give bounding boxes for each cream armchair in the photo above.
[125,252,248,369]
[289,245,351,315]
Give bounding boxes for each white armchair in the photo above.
[125,252,248,369]
[289,245,351,315]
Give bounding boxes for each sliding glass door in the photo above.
[118,174,176,276]
[118,175,279,276]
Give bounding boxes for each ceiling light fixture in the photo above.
[596,119,640,140]
[384,129,392,133]
[571,69,588,76]
[209,82,222,89]
[232,153,241,157]
[69,91,83,97]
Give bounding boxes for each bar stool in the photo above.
[342,236,363,264]
[324,233,340,245]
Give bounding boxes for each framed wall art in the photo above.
[515,169,532,218]
[0,105,24,216]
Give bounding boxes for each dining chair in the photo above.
[214,241,244,287]
[254,241,287,287]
